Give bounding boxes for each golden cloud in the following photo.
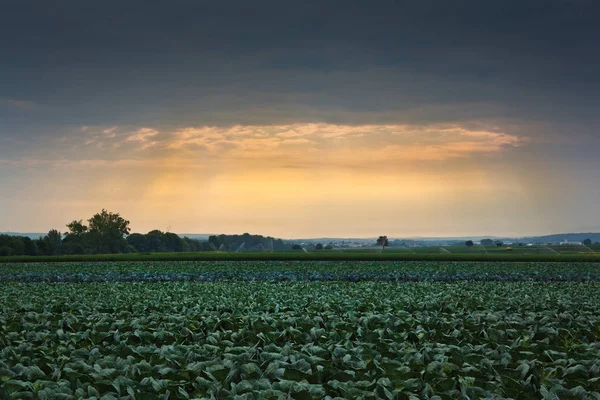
[4,123,524,169]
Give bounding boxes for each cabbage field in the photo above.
[1,261,600,399]
[2,261,600,283]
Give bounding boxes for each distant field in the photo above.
[341,244,599,255]
[1,248,600,263]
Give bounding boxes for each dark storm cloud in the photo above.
[0,0,599,134]
[2,0,600,236]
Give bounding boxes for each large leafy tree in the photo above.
[66,220,88,236]
[87,209,131,253]
[64,220,90,254]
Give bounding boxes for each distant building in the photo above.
[559,238,582,245]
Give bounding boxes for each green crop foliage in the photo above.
[1,260,600,283]
[2,251,600,263]
[2,269,600,398]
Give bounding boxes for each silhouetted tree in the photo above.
[480,239,494,247]
[377,236,389,252]
[22,237,37,256]
[0,234,25,255]
[35,237,50,255]
[47,229,63,255]
[87,209,130,253]
[465,240,474,248]
[66,220,88,236]
[126,233,148,252]
[164,232,185,252]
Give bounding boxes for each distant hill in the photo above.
[0,232,45,239]
[2,231,599,245]
[506,233,600,244]
[288,238,376,244]
[177,234,214,241]
[285,233,600,246]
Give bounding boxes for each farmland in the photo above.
[2,250,600,263]
[2,261,600,283]
[2,262,600,399]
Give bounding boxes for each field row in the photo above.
[2,251,600,263]
[1,261,600,283]
[2,281,600,398]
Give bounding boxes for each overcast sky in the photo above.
[1,0,599,238]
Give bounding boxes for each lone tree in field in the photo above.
[377,236,389,252]
[315,243,323,250]
[583,238,592,246]
[465,240,474,248]
[480,238,494,247]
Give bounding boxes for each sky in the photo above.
[1,0,599,238]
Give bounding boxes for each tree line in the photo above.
[0,209,289,256]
